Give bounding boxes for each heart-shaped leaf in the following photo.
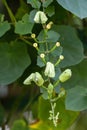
[0,41,31,85]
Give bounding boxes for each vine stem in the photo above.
[20,36,32,46]
[2,0,16,23]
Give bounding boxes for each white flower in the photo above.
[23,73,35,85]
[34,11,48,24]
[34,72,44,86]
[44,62,55,78]
[59,69,72,82]
[23,72,44,86]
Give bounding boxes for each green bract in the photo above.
[44,62,55,78]
[34,11,48,24]
[59,69,72,82]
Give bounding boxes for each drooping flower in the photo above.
[23,72,44,86]
[44,62,55,78]
[34,11,48,24]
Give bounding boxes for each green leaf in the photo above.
[56,0,87,19]
[0,21,10,37]
[42,0,53,8]
[45,6,55,17]
[0,41,31,85]
[0,104,5,125]
[11,120,29,130]
[66,86,87,111]
[15,14,34,35]
[53,25,84,68]
[27,0,41,9]
[34,97,79,130]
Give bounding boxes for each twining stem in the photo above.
[2,0,16,23]
[54,80,60,88]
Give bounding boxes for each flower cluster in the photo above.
[23,10,72,127]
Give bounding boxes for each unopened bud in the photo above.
[46,24,51,30]
[40,53,45,58]
[33,43,38,48]
[59,55,64,60]
[49,21,53,25]
[47,83,54,94]
[31,33,36,39]
[56,42,60,47]
[58,88,66,98]
[34,11,48,24]
[59,69,72,82]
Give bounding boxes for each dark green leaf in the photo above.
[0,21,10,37]
[45,6,55,17]
[56,0,87,19]
[0,41,31,85]
[66,86,87,111]
[53,25,84,68]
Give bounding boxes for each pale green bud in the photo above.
[47,83,54,94]
[23,73,35,85]
[44,62,55,78]
[59,69,72,82]
[58,88,66,98]
[23,72,44,86]
[33,72,44,86]
[34,11,48,24]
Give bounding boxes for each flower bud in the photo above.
[31,33,36,39]
[44,62,55,78]
[34,11,48,24]
[56,42,60,47]
[33,43,38,48]
[40,53,45,58]
[59,69,72,82]
[58,88,65,98]
[23,73,35,85]
[59,55,64,60]
[46,24,51,30]
[33,72,44,86]
[47,83,54,94]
